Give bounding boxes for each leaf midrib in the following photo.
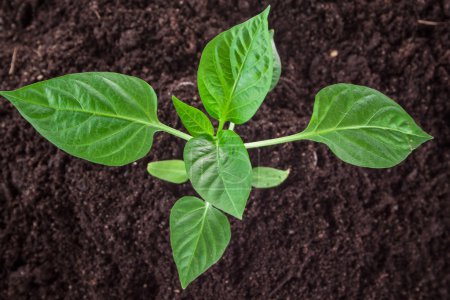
[6,95,161,129]
[183,202,210,284]
[220,16,265,122]
[302,124,428,139]
[215,138,240,216]
[150,167,186,176]
[179,107,211,135]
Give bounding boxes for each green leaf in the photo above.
[172,96,214,137]
[147,160,188,184]
[197,7,273,124]
[0,72,162,166]
[170,196,231,289]
[252,167,289,188]
[297,84,433,168]
[269,30,281,91]
[184,130,252,219]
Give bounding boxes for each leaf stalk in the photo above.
[158,123,192,141]
[244,132,312,149]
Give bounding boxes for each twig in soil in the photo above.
[269,270,296,298]
[169,81,196,95]
[175,81,196,89]
[279,77,301,93]
[32,49,42,58]
[90,7,101,20]
[268,252,313,298]
[417,19,440,26]
[8,47,18,75]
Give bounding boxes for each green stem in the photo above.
[217,119,225,134]
[244,131,313,149]
[158,123,192,141]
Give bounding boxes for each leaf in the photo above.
[0,72,162,166]
[172,96,214,137]
[296,84,433,168]
[170,196,231,289]
[197,7,273,124]
[269,30,281,91]
[252,167,289,188]
[147,160,188,184]
[184,130,252,219]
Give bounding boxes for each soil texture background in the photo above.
[0,0,449,299]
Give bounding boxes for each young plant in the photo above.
[0,7,432,289]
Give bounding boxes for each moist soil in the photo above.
[0,0,449,299]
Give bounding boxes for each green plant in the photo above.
[0,7,432,289]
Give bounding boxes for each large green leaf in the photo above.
[197,7,273,124]
[0,72,162,166]
[184,130,252,219]
[296,84,433,168]
[147,160,188,184]
[172,96,214,137]
[269,30,281,91]
[252,166,289,188]
[170,196,231,289]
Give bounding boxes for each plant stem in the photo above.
[217,119,225,134]
[244,132,313,149]
[158,123,192,141]
[228,122,235,131]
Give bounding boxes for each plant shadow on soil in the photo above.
[0,0,449,299]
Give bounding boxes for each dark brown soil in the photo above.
[1,0,449,299]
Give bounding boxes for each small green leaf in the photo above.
[197,7,273,124]
[269,30,281,91]
[184,130,252,219]
[147,160,188,184]
[170,196,231,289]
[172,96,214,137]
[0,72,162,166]
[252,167,289,188]
[297,84,433,168]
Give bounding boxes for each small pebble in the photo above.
[330,50,338,57]
[37,74,44,80]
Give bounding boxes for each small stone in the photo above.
[330,50,338,58]
[119,29,140,51]
[37,74,44,80]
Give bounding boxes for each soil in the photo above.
[0,0,449,299]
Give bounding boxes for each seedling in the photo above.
[0,7,432,288]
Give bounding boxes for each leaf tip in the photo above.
[228,206,244,220]
[415,129,433,147]
[178,270,192,289]
[172,95,180,103]
[262,5,271,17]
[0,90,10,98]
[180,279,189,290]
